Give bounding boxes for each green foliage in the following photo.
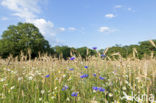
[103,40,156,59]
[0,22,156,60]
[76,47,97,59]
[139,40,156,56]
[54,46,75,60]
[0,22,51,58]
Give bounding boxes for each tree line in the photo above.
[0,22,156,60]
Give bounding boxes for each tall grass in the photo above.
[0,54,155,103]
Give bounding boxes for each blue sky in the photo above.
[0,0,156,49]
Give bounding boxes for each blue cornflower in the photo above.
[92,87,105,92]
[101,54,106,57]
[71,92,78,97]
[62,85,68,91]
[99,76,104,80]
[93,47,97,50]
[93,73,96,77]
[70,57,75,60]
[92,87,99,91]
[98,87,105,92]
[45,74,50,78]
[80,74,88,78]
[69,68,74,71]
[80,75,84,78]
[84,66,88,68]
[101,54,106,60]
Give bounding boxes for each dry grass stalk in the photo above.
[28,48,31,61]
[149,40,156,48]
[104,48,109,55]
[151,51,154,59]
[87,48,89,56]
[133,48,137,58]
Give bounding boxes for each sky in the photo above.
[0,0,156,49]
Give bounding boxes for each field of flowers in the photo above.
[0,56,156,103]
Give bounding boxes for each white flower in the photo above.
[12,71,17,74]
[51,96,55,99]
[63,74,66,78]
[18,77,23,81]
[93,90,97,93]
[125,80,129,84]
[48,90,51,93]
[0,78,6,82]
[41,90,45,94]
[28,76,33,80]
[109,93,113,97]
[122,86,126,90]
[39,98,42,101]
[66,97,70,101]
[10,86,15,90]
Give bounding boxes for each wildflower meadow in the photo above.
[0,53,155,103]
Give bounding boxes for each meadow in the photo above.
[0,54,155,103]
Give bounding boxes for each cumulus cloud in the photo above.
[68,27,76,31]
[105,14,115,18]
[98,26,116,33]
[1,0,55,36]
[57,27,77,32]
[27,18,55,36]
[58,27,66,32]
[99,26,110,32]
[1,0,39,19]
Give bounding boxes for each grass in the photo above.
[0,56,156,103]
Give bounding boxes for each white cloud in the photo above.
[1,17,8,20]
[1,0,39,19]
[98,26,117,33]
[105,14,115,18]
[58,27,66,32]
[114,5,122,9]
[68,27,76,31]
[1,0,56,36]
[99,26,110,32]
[26,18,55,36]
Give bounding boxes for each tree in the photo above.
[76,47,88,59]
[139,40,156,58]
[54,46,74,60]
[0,22,50,58]
[76,47,97,59]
